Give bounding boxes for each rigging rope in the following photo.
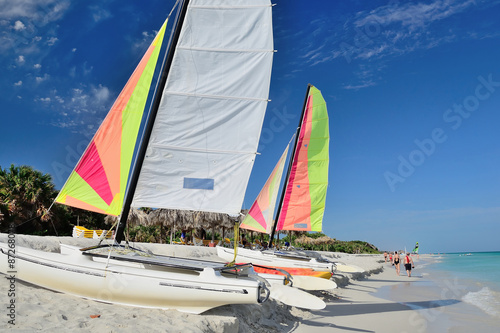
[226,222,239,267]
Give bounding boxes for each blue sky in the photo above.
[1,0,499,253]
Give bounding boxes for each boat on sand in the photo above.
[1,0,327,313]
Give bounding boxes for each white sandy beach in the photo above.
[1,234,497,332]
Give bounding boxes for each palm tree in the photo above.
[0,165,56,232]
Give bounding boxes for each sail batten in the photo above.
[147,144,258,155]
[176,46,274,52]
[162,91,270,102]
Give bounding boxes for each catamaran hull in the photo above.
[0,243,264,314]
[217,246,335,273]
[251,265,332,279]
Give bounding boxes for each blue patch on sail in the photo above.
[183,178,214,190]
[294,223,307,229]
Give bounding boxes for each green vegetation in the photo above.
[279,232,380,254]
[0,164,380,254]
[0,164,106,235]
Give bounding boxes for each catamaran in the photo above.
[217,85,364,274]
[0,0,327,313]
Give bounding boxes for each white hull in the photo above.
[0,243,267,314]
[217,246,335,272]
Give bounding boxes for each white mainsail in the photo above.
[132,0,274,215]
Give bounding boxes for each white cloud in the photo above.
[34,63,41,69]
[0,1,70,56]
[0,0,70,23]
[89,6,112,23]
[355,0,476,32]
[92,85,110,103]
[301,44,326,60]
[13,20,25,31]
[72,48,76,52]
[46,37,58,46]
[357,44,389,59]
[14,80,22,86]
[16,55,25,64]
[50,120,78,128]
[321,0,482,89]
[343,80,376,90]
[82,62,93,77]
[35,73,50,83]
[42,82,114,136]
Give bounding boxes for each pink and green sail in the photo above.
[240,145,289,233]
[55,19,168,216]
[276,85,329,232]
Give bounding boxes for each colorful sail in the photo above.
[276,86,329,232]
[240,145,289,233]
[132,0,274,215]
[55,19,169,216]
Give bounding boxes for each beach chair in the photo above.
[92,230,113,239]
[172,239,186,245]
[204,240,219,247]
[72,226,94,238]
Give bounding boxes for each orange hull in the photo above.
[250,264,332,280]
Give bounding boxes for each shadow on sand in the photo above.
[293,299,461,332]
[317,298,461,317]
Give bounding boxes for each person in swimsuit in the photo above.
[393,251,401,275]
[384,251,388,262]
[404,253,415,277]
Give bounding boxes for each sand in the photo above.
[1,234,493,332]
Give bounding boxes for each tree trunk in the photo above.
[160,224,163,244]
[170,221,175,244]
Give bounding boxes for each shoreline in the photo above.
[1,234,497,332]
[373,255,500,332]
[293,262,427,333]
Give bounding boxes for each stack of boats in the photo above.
[0,0,362,314]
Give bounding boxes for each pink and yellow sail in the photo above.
[55,19,168,216]
[276,85,329,232]
[240,145,289,233]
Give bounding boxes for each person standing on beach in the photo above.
[384,251,388,262]
[404,253,415,277]
[393,251,401,275]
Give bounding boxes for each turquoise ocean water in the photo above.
[426,251,500,317]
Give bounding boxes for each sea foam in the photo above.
[462,287,500,317]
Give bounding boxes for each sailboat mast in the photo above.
[115,0,191,243]
[268,84,312,248]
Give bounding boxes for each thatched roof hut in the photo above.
[313,236,336,246]
[104,207,150,227]
[295,235,315,245]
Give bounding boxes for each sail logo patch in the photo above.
[183,178,214,190]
